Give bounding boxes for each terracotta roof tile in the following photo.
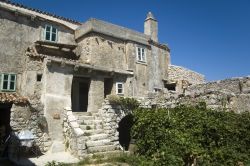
[0,0,81,25]
[0,92,29,105]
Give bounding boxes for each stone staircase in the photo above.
[73,112,118,154]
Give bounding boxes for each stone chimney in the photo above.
[144,12,158,42]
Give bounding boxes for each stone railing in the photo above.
[63,108,87,159]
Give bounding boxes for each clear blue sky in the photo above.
[12,0,250,81]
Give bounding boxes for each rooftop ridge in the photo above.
[0,0,81,25]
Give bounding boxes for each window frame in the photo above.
[136,46,147,63]
[116,82,124,95]
[44,24,58,42]
[0,73,17,92]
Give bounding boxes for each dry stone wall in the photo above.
[141,77,250,113]
[168,65,205,85]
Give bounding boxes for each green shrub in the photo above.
[107,95,139,111]
[119,97,140,111]
[132,105,250,166]
[107,95,121,105]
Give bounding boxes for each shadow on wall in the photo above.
[0,129,39,166]
[117,114,134,151]
[0,103,42,165]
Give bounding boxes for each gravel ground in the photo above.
[10,152,79,166]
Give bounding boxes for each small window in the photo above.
[136,47,146,62]
[0,74,16,91]
[45,25,58,42]
[37,74,42,82]
[116,82,124,95]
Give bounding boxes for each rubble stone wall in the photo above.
[141,77,250,113]
[63,109,87,159]
[98,100,127,149]
[168,65,205,85]
[9,103,51,155]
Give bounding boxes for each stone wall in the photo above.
[141,77,250,113]
[98,100,127,149]
[168,65,205,85]
[185,77,250,95]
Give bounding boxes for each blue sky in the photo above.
[12,0,250,81]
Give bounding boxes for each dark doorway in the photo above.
[164,83,176,91]
[71,77,90,112]
[0,104,12,141]
[118,114,134,151]
[104,78,113,98]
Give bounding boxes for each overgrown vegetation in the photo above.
[47,101,250,166]
[132,103,250,166]
[107,95,140,111]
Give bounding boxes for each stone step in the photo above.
[77,115,95,121]
[80,124,103,130]
[86,139,112,147]
[87,145,117,153]
[89,133,109,141]
[73,112,92,116]
[77,120,103,126]
[84,129,104,135]
[88,150,127,157]
[80,124,95,130]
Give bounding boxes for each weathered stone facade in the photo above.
[0,0,205,159]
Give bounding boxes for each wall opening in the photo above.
[165,83,176,91]
[118,114,133,151]
[37,74,42,82]
[71,77,90,112]
[0,103,12,142]
[104,78,113,98]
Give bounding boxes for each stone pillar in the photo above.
[88,76,104,112]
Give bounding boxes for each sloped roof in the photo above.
[0,0,81,29]
[0,93,29,105]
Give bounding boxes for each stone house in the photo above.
[0,0,203,157]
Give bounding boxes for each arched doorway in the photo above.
[117,114,133,151]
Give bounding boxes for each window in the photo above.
[116,82,124,95]
[0,74,16,91]
[45,25,58,42]
[136,47,146,62]
[37,74,42,82]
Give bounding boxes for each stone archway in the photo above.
[99,100,135,151]
[117,114,133,151]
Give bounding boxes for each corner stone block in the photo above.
[73,128,84,137]
[66,111,73,116]
[68,115,77,122]
[70,121,80,128]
